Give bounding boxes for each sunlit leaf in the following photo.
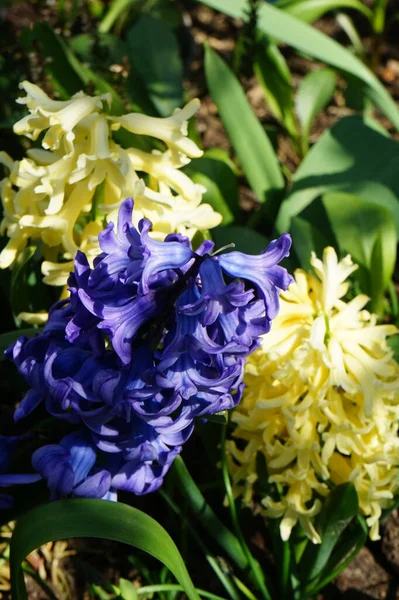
[277,116,399,235]
[254,35,298,139]
[197,0,399,131]
[323,192,397,314]
[290,211,334,269]
[10,499,200,600]
[99,0,140,33]
[275,0,373,23]
[296,68,336,153]
[191,172,234,226]
[119,578,138,600]
[186,152,240,219]
[205,44,284,210]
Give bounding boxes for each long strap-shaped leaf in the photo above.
[10,499,201,600]
[205,44,285,208]
[197,0,399,131]
[172,457,248,570]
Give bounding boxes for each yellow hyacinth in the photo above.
[229,247,399,543]
[0,81,221,292]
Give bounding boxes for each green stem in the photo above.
[369,0,388,73]
[372,0,388,35]
[98,0,138,33]
[57,0,66,22]
[336,13,365,59]
[267,519,293,600]
[159,490,243,600]
[280,540,291,600]
[172,457,248,571]
[220,424,273,600]
[136,584,228,600]
[233,576,258,600]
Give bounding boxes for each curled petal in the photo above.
[218,233,293,320]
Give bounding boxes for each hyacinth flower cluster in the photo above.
[229,247,399,543]
[0,82,221,300]
[0,198,293,503]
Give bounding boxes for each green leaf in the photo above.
[191,173,234,226]
[10,499,200,600]
[197,0,399,131]
[69,33,95,60]
[203,148,239,174]
[267,518,293,600]
[336,13,366,58]
[299,483,358,586]
[388,335,399,362]
[290,212,334,269]
[186,153,240,219]
[70,33,127,69]
[344,77,369,112]
[135,584,228,600]
[287,191,396,314]
[119,578,138,600]
[372,0,389,34]
[126,15,183,117]
[322,192,397,314]
[172,457,247,570]
[204,44,285,210]
[211,225,269,254]
[99,0,140,33]
[254,36,298,139]
[80,66,125,115]
[304,516,367,597]
[275,0,373,23]
[296,69,337,152]
[277,116,399,235]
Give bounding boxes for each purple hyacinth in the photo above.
[2,198,293,504]
[217,233,293,320]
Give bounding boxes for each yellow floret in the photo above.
[0,82,221,299]
[229,247,399,543]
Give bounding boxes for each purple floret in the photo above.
[3,198,293,504]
